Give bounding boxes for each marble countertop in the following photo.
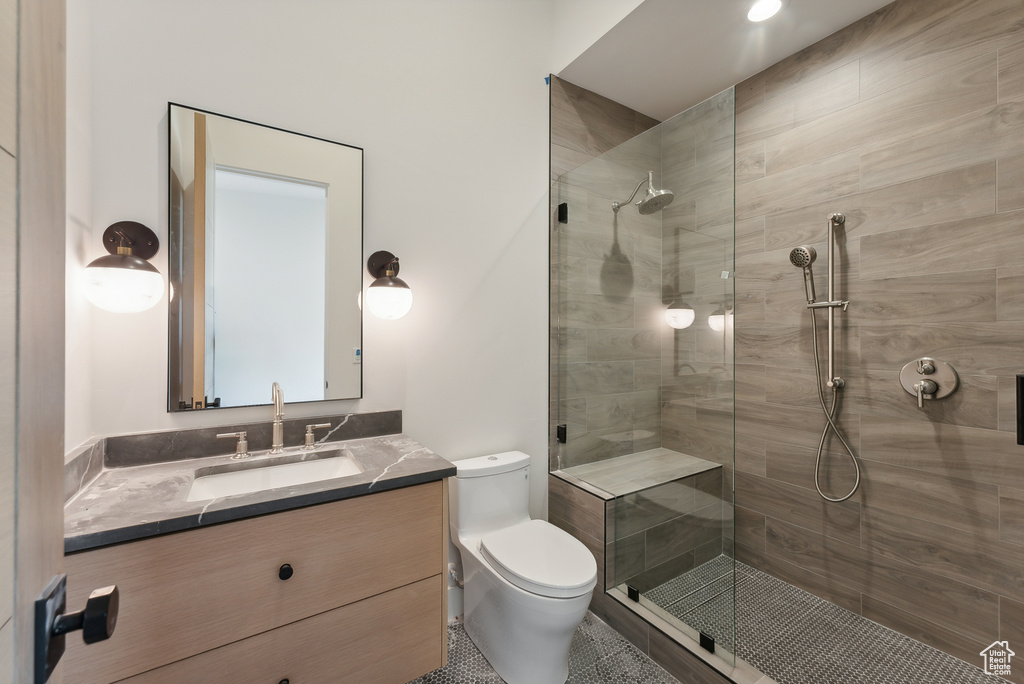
[64,433,455,553]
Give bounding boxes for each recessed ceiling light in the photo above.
[747,0,782,22]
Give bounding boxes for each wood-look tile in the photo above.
[1000,486,1024,547]
[586,328,660,362]
[610,532,646,586]
[998,375,1017,433]
[862,506,1024,599]
[858,0,1024,101]
[735,72,765,115]
[765,441,860,498]
[995,266,1024,321]
[859,458,1000,537]
[735,471,861,545]
[563,361,635,399]
[765,517,1000,642]
[550,77,643,158]
[1001,596,1024,651]
[861,414,1024,487]
[615,480,696,539]
[737,398,861,452]
[555,326,587,363]
[736,323,857,373]
[766,53,997,176]
[649,628,732,684]
[859,321,1024,376]
[846,368,998,430]
[548,474,605,543]
[551,143,598,181]
[735,437,766,478]
[736,149,860,220]
[999,41,1024,102]
[861,100,1024,190]
[739,540,863,614]
[735,506,765,553]
[859,209,1024,281]
[734,290,765,325]
[998,152,1024,212]
[861,595,990,666]
[735,364,766,404]
[644,502,722,569]
[735,141,766,184]
[737,60,859,147]
[855,269,996,324]
[763,162,996,251]
[586,391,658,432]
[583,261,661,301]
[735,216,765,259]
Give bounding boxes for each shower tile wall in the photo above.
[549,76,663,470]
[731,0,1024,678]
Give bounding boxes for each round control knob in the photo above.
[278,564,294,581]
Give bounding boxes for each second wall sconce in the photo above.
[664,301,695,329]
[365,250,412,320]
[84,221,165,313]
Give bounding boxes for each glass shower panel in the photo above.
[554,87,735,663]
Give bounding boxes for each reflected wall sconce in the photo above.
[366,250,413,320]
[84,221,165,313]
[708,305,733,332]
[664,301,695,329]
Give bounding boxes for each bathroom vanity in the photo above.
[62,416,454,684]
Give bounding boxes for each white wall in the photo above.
[550,0,645,73]
[67,0,555,516]
[65,0,94,456]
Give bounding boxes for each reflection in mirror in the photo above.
[168,104,363,411]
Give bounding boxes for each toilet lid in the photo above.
[480,520,597,599]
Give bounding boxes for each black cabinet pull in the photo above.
[278,564,293,581]
[279,680,290,684]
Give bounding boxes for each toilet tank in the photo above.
[450,451,531,538]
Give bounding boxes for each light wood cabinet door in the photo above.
[65,482,442,683]
[121,575,443,684]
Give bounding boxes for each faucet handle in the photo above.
[217,431,250,459]
[301,423,332,450]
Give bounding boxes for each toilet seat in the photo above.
[480,520,597,599]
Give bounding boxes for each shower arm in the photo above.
[611,172,653,213]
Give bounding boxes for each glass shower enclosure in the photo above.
[552,88,736,661]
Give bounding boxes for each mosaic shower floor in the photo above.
[407,612,681,684]
[644,555,1002,684]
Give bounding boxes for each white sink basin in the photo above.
[186,453,363,502]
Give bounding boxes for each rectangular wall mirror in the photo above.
[168,103,363,411]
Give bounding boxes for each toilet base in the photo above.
[459,542,593,684]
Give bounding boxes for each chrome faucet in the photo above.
[271,382,285,454]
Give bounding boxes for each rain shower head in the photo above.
[638,187,675,215]
[790,246,817,304]
[613,171,675,214]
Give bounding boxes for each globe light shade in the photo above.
[664,302,695,329]
[83,252,163,313]
[366,276,413,320]
[708,309,733,332]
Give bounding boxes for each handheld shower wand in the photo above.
[791,214,860,503]
[789,246,817,304]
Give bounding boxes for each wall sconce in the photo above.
[365,250,412,320]
[84,221,165,313]
[664,301,695,329]
[708,305,733,332]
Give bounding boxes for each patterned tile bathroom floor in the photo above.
[407,612,681,684]
[644,555,1002,684]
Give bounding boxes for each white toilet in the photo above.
[450,451,597,684]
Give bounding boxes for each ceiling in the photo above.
[558,0,896,121]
